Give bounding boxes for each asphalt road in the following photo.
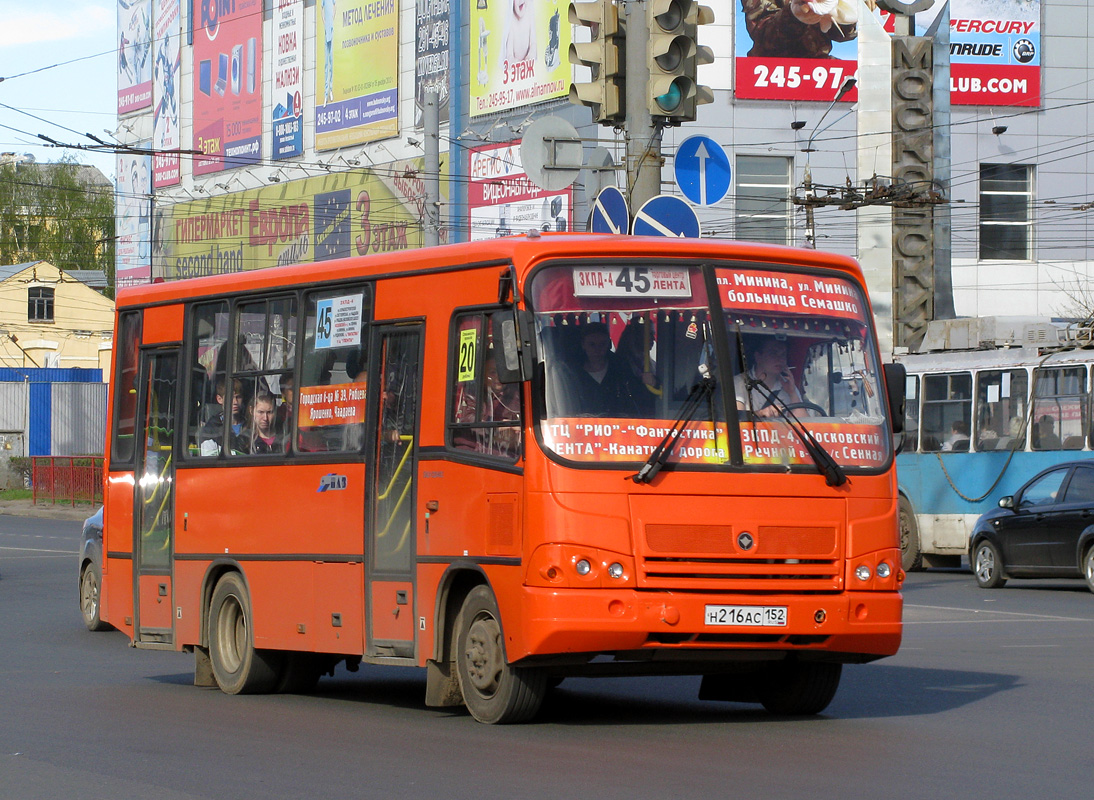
[2,514,1092,798]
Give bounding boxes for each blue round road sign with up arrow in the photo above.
[674,135,731,207]
[589,186,629,234]
[632,195,701,238]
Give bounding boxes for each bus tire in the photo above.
[759,661,842,716]
[973,540,1007,589]
[899,496,922,572]
[80,561,112,632]
[455,585,546,724]
[1083,546,1094,594]
[208,573,282,694]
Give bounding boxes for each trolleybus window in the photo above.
[920,373,972,452]
[1032,366,1087,450]
[975,368,1027,450]
[529,262,890,472]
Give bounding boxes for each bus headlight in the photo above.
[607,562,624,579]
[575,559,592,576]
[876,562,892,579]
[855,565,872,581]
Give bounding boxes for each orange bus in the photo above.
[100,233,906,723]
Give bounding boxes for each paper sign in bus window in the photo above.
[297,381,367,426]
[458,329,477,382]
[315,293,363,349]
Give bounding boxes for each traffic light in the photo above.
[646,0,714,124]
[568,0,625,126]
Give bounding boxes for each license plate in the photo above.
[705,605,788,627]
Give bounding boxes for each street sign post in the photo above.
[589,186,629,234]
[632,194,701,238]
[674,135,730,206]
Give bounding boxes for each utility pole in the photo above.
[423,89,441,247]
[624,0,660,210]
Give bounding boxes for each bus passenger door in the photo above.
[133,349,179,647]
[366,326,421,659]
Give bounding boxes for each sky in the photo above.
[0,0,119,180]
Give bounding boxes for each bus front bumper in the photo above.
[512,588,902,666]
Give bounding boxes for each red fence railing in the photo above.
[31,457,104,506]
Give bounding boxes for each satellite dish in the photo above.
[520,116,582,192]
[583,147,617,206]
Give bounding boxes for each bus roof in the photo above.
[117,233,865,308]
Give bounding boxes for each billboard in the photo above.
[272,0,304,159]
[415,0,451,126]
[155,159,448,278]
[116,150,153,288]
[468,141,571,240]
[118,0,153,114]
[917,0,1041,107]
[469,0,570,116]
[152,0,181,187]
[315,0,400,150]
[191,0,264,175]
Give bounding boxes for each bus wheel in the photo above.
[899,496,922,572]
[208,573,282,694]
[973,540,1007,589]
[758,661,841,716]
[1082,547,1094,594]
[455,586,546,724]
[80,562,112,632]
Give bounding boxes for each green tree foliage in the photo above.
[0,155,116,293]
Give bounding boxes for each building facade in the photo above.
[115,0,1094,351]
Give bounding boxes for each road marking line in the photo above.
[906,603,1092,623]
[0,545,77,554]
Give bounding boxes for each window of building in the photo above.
[979,163,1033,260]
[735,155,792,246]
[28,287,54,322]
[448,311,522,460]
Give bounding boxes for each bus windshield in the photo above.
[530,261,890,472]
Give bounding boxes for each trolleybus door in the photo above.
[365,326,422,659]
[133,348,179,647]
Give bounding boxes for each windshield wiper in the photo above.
[747,379,848,487]
[630,377,715,484]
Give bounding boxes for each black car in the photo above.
[79,507,112,631]
[970,460,1094,591]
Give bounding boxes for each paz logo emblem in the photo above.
[737,532,754,551]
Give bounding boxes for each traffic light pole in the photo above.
[624,0,662,215]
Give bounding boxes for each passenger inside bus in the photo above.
[553,322,651,417]
[1034,414,1062,450]
[242,392,285,454]
[275,374,295,437]
[198,377,245,456]
[941,420,970,451]
[735,337,811,418]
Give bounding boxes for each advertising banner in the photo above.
[917,0,1040,107]
[152,0,181,187]
[468,141,571,240]
[272,0,304,159]
[116,150,153,288]
[191,0,264,175]
[156,159,448,278]
[118,0,153,114]
[415,0,451,126]
[315,0,400,150]
[469,0,570,116]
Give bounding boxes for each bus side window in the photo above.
[111,311,143,467]
[296,285,372,453]
[186,301,229,458]
[448,311,521,460]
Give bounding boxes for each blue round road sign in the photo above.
[589,186,629,234]
[674,135,731,207]
[632,195,701,238]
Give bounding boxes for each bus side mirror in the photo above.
[492,309,537,384]
[999,495,1014,509]
[883,362,906,435]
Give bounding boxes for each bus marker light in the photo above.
[608,562,624,579]
[814,609,826,624]
[855,565,872,581]
[540,565,561,582]
[575,559,592,576]
[877,562,892,579]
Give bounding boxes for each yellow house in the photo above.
[0,261,115,377]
